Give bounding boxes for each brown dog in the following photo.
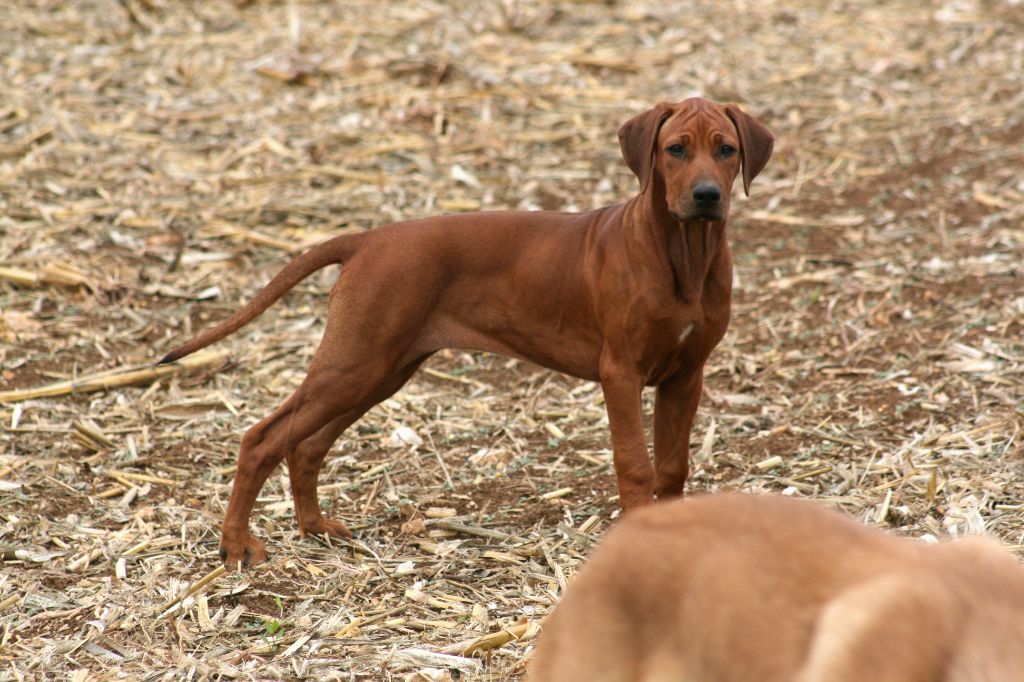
[528,493,1024,682]
[160,98,773,566]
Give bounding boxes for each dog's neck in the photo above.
[626,187,728,302]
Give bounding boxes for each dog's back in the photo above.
[528,493,1024,682]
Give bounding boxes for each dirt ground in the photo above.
[1,0,1022,679]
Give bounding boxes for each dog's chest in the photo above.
[646,308,728,385]
[676,321,696,347]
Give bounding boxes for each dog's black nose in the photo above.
[692,183,721,207]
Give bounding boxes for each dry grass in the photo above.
[2,0,1023,679]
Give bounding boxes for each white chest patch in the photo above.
[678,323,695,345]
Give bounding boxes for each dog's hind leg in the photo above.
[218,251,444,567]
[285,357,428,543]
[218,346,426,567]
[286,413,359,541]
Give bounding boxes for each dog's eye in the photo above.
[719,144,736,158]
[667,144,686,157]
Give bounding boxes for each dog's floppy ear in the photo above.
[618,102,673,194]
[725,104,774,196]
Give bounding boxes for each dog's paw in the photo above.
[300,516,354,540]
[219,533,268,569]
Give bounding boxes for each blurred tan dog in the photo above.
[528,493,1024,682]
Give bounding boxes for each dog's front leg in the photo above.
[653,369,703,500]
[599,358,654,510]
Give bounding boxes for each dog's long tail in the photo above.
[158,232,365,364]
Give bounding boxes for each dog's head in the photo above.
[618,97,773,222]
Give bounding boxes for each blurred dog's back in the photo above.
[528,493,1024,682]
